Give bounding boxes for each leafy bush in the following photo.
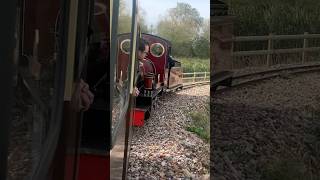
[227,0,320,36]
[177,57,209,73]
[192,36,210,58]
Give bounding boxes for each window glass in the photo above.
[7,1,62,179]
[112,0,133,137]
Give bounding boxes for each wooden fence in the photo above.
[231,33,320,69]
[182,72,210,84]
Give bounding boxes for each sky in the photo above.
[139,0,210,27]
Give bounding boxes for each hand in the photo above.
[80,79,94,111]
[134,87,140,96]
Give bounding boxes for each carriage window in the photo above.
[120,39,131,55]
[117,0,133,34]
[7,2,63,179]
[112,0,133,138]
[150,43,165,57]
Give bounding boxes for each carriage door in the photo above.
[77,0,111,179]
[49,0,93,179]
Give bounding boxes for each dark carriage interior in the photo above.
[80,1,111,151]
[80,41,110,150]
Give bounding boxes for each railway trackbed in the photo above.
[211,66,320,179]
[128,85,210,179]
[182,81,210,89]
[215,63,320,93]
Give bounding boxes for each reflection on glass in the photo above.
[7,4,59,179]
[112,0,133,135]
[150,43,165,57]
[120,39,131,55]
[117,0,133,34]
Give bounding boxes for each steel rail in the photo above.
[214,64,320,94]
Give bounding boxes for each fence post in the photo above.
[267,33,273,67]
[231,36,234,70]
[193,71,196,82]
[302,32,308,63]
[204,72,207,81]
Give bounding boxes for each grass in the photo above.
[186,103,210,142]
[176,57,209,73]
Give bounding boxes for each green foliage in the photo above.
[155,3,209,58]
[192,36,210,58]
[186,104,210,142]
[157,3,203,42]
[118,0,132,33]
[202,19,210,41]
[178,57,209,73]
[118,0,149,34]
[138,5,149,33]
[172,41,194,57]
[187,126,209,142]
[227,0,320,36]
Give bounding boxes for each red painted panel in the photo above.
[117,35,131,81]
[133,108,146,126]
[142,34,169,84]
[78,154,109,180]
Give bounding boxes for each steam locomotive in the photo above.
[1,0,183,179]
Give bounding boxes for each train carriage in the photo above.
[1,0,183,179]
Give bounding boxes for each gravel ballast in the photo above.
[212,72,320,179]
[128,85,210,179]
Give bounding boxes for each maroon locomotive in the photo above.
[117,33,183,127]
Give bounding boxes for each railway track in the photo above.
[181,81,210,90]
[164,81,210,93]
[215,63,320,93]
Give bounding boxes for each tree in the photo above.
[202,18,210,41]
[138,4,149,33]
[226,0,320,35]
[117,0,149,34]
[117,0,132,34]
[192,36,209,58]
[156,3,204,57]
